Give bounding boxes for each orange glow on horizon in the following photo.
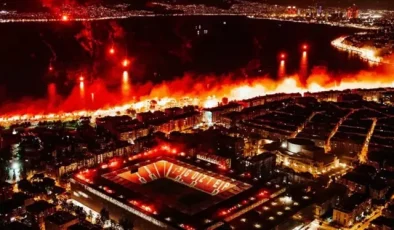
[62,15,69,21]
[2,62,394,124]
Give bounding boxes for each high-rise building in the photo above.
[347,4,359,19]
[286,6,297,15]
[317,6,323,15]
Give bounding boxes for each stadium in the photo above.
[69,146,265,230]
[103,158,251,215]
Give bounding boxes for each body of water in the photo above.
[0,16,375,104]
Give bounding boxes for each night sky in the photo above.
[0,0,393,10]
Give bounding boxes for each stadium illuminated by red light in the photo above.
[70,147,257,230]
[103,158,251,214]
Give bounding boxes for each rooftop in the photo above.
[370,179,388,191]
[353,164,377,176]
[26,200,54,214]
[5,221,32,230]
[68,221,102,230]
[287,138,315,146]
[370,216,394,228]
[0,181,12,188]
[315,183,347,205]
[46,211,77,225]
[342,172,371,186]
[203,102,242,112]
[335,193,370,213]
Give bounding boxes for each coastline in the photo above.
[0,13,382,32]
[331,36,386,64]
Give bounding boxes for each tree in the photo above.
[20,166,27,179]
[17,178,32,192]
[42,177,55,188]
[75,206,87,221]
[119,216,134,230]
[87,210,93,221]
[100,208,110,224]
[94,215,102,226]
[12,171,16,181]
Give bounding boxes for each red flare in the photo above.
[122,59,129,67]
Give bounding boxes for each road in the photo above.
[306,206,383,230]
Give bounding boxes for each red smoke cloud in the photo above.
[1,65,393,119]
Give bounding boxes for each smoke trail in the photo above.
[41,35,57,70]
[75,22,102,57]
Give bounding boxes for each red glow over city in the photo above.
[2,40,394,123]
[2,69,394,123]
[62,15,69,21]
